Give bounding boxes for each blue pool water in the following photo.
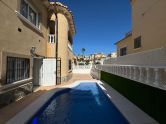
[28,83,129,124]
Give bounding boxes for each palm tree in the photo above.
[81,48,86,56]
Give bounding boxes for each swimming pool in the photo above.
[28,82,129,124]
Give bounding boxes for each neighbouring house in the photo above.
[116,0,166,57]
[0,0,76,107]
[115,32,132,57]
[91,53,106,64]
[107,52,117,58]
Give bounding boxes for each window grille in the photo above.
[6,57,30,84]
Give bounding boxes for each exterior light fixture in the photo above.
[30,46,36,56]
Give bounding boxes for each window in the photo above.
[6,57,30,84]
[20,0,28,18]
[29,7,37,26]
[120,47,127,56]
[68,60,72,70]
[68,31,73,43]
[20,0,39,27]
[134,36,141,49]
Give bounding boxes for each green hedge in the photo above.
[101,71,166,124]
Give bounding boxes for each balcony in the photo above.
[48,34,55,43]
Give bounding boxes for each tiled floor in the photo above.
[0,74,93,124]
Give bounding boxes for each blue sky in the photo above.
[51,0,132,55]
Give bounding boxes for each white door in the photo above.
[41,59,56,86]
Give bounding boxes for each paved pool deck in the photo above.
[0,74,94,124]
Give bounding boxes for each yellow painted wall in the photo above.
[0,0,48,84]
[0,0,48,56]
[57,13,69,81]
[46,9,75,82]
[117,0,166,55]
[132,0,166,50]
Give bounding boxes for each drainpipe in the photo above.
[54,1,59,85]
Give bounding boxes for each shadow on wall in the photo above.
[101,71,166,124]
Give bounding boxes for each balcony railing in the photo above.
[48,34,55,43]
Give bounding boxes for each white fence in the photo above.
[73,65,92,74]
[91,64,166,90]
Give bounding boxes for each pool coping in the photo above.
[97,80,159,124]
[6,80,158,124]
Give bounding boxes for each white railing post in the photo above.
[123,66,126,77]
[113,66,116,74]
[133,67,137,81]
[120,66,123,76]
[129,67,132,79]
[154,68,160,86]
[115,66,117,75]
[125,66,128,78]
[124,66,126,77]
[117,66,120,75]
[113,66,115,74]
[121,66,123,76]
[146,68,150,84]
[139,67,143,82]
